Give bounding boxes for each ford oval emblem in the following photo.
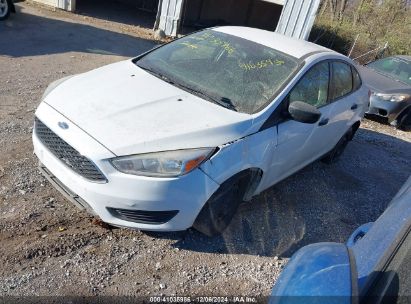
[58,121,69,130]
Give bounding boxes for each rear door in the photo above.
[325,61,364,143]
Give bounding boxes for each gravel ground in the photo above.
[1,2,411,301]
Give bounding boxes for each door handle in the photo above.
[318,118,329,126]
[351,104,358,110]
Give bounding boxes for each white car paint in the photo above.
[43,60,254,156]
[216,27,330,59]
[33,27,369,232]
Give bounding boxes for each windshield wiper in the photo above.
[137,65,176,84]
[174,83,237,111]
[215,97,237,111]
[137,64,237,111]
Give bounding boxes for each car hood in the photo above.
[357,65,411,94]
[43,60,253,156]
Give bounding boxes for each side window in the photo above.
[289,61,329,108]
[352,66,362,91]
[331,62,353,100]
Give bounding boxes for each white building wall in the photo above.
[276,0,321,40]
[33,0,76,12]
[156,0,184,37]
[157,0,320,39]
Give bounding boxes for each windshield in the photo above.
[136,30,299,114]
[367,57,411,86]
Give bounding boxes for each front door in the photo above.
[260,61,335,190]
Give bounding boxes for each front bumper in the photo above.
[366,95,410,124]
[33,104,219,231]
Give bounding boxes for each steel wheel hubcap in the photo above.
[0,0,8,18]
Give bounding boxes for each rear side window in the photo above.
[289,61,330,108]
[331,62,353,100]
[352,66,362,91]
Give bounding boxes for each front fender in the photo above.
[200,127,277,189]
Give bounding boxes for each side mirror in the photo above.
[288,101,321,124]
[270,243,358,304]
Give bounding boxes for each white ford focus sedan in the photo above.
[33,27,369,236]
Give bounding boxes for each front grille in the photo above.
[107,208,179,225]
[35,118,107,182]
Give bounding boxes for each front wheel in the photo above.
[398,109,411,131]
[193,171,252,237]
[0,0,11,20]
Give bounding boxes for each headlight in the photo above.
[110,148,216,177]
[373,93,410,102]
[42,75,75,100]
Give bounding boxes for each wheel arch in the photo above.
[396,105,411,129]
[193,167,263,236]
[214,167,264,202]
[241,167,264,201]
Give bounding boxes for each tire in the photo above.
[398,109,411,131]
[321,129,351,164]
[193,171,252,237]
[0,0,10,20]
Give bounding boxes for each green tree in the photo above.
[310,0,410,63]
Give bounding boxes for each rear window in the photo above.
[352,66,362,91]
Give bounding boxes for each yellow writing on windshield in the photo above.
[180,42,198,49]
[239,59,285,71]
[185,33,236,55]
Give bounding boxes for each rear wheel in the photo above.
[0,0,10,20]
[321,129,352,164]
[193,171,252,237]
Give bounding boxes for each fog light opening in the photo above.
[378,109,388,116]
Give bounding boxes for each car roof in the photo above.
[214,26,335,59]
